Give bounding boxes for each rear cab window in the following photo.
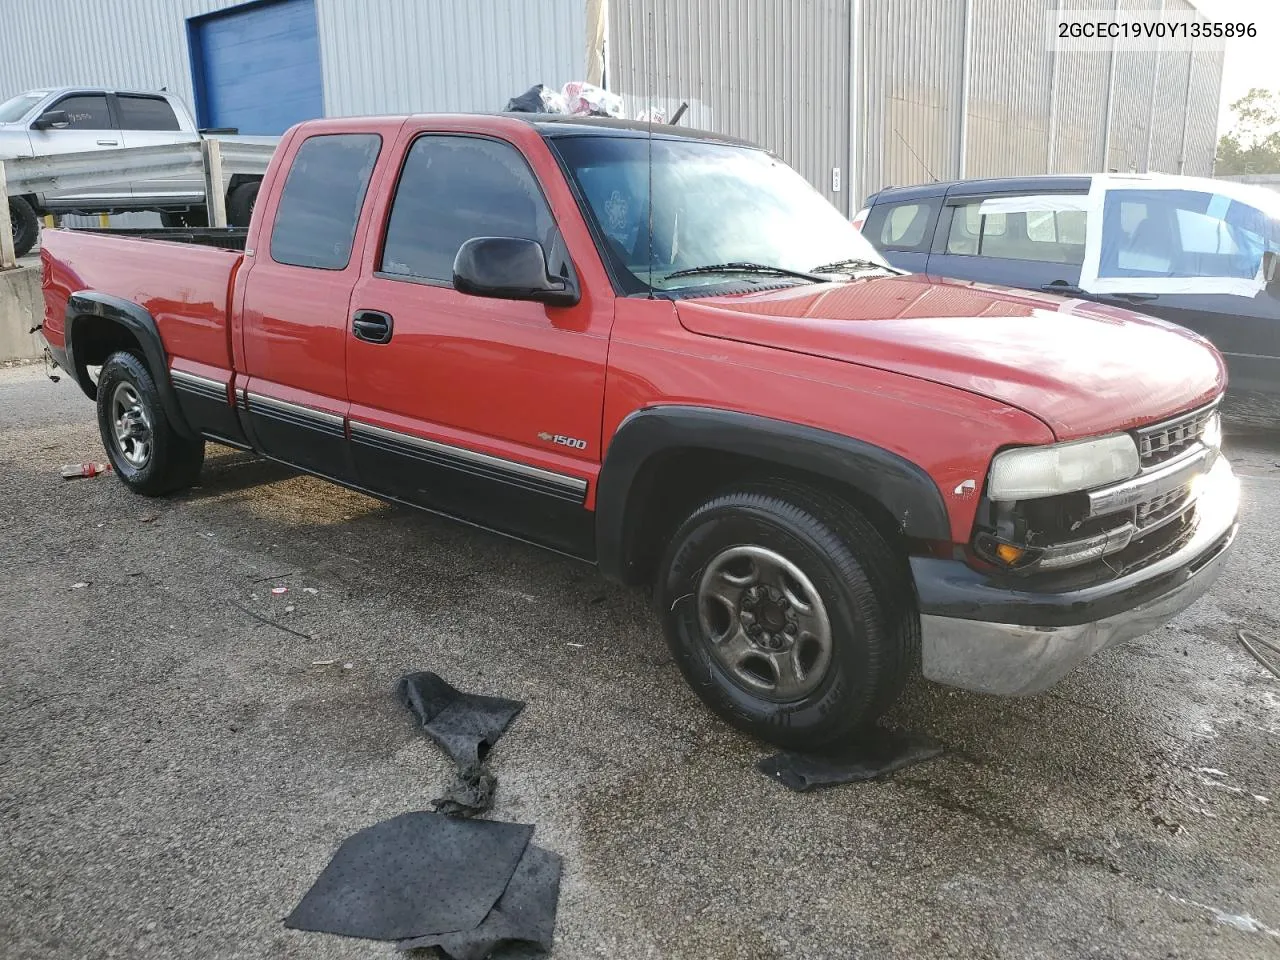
[116,95,180,131]
[270,133,382,270]
[944,194,1089,265]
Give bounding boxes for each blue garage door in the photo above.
[189,0,324,136]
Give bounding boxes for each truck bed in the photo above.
[42,227,245,375]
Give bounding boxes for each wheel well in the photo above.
[70,316,145,397]
[618,447,912,586]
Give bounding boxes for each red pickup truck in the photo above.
[41,114,1239,748]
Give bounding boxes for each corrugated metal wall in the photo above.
[858,0,964,200]
[608,0,851,208]
[0,0,585,122]
[1105,0,1162,173]
[316,0,585,115]
[965,0,1053,179]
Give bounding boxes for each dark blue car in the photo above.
[856,174,1280,425]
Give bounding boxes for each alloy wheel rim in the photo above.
[111,381,153,468]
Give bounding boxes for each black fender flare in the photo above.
[64,291,197,440]
[595,405,951,583]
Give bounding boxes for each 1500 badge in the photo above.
[538,431,588,450]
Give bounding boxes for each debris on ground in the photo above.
[286,676,558,958]
[71,582,89,589]
[396,671,524,817]
[1237,629,1280,679]
[60,462,111,479]
[311,659,337,666]
[396,842,562,959]
[271,586,288,595]
[759,727,945,792]
[285,812,535,941]
[302,587,319,595]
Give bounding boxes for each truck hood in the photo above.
[675,274,1225,440]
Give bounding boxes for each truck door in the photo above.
[114,93,202,204]
[345,129,610,557]
[237,130,384,479]
[29,92,133,207]
[926,193,1089,295]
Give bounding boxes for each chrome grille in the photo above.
[1135,481,1194,530]
[1136,403,1217,468]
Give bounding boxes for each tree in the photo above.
[1216,88,1280,175]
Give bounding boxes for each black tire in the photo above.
[227,181,260,227]
[161,209,209,228]
[9,197,39,258]
[656,482,916,750]
[95,352,205,496]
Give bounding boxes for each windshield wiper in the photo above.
[808,257,899,275]
[663,261,826,283]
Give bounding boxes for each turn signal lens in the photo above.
[995,544,1025,564]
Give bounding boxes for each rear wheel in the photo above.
[9,197,39,258]
[227,182,260,227]
[96,352,204,496]
[656,482,915,750]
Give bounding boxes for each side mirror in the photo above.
[32,109,71,130]
[1263,250,1280,294]
[453,237,579,307]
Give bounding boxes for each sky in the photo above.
[1195,0,1280,135]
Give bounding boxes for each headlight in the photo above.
[988,434,1140,501]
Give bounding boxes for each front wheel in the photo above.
[656,483,915,750]
[96,352,204,496]
[9,197,39,258]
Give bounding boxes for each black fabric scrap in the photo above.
[759,727,944,792]
[397,844,562,959]
[397,672,525,769]
[431,763,497,818]
[505,84,546,113]
[284,812,533,941]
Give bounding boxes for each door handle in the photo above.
[352,310,393,344]
[1040,281,1084,296]
[96,139,119,146]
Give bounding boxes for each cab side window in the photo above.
[43,94,113,131]
[863,199,938,252]
[379,135,560,284]
[270,133,382,270]
[946,197,1087,265]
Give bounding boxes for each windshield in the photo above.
[551,135,889,294]
[0,92,45,124]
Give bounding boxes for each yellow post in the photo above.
[98,213,110,228]
[43,215,55,228]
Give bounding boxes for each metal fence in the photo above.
[1,139,276,269]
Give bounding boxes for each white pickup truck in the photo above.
[1,87,277,257]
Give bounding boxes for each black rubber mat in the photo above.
[284,812,534,941]
[397,844,562,959]
[397,672,525,768]
[759,727,944,791]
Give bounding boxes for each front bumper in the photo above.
[913,454,1239,696]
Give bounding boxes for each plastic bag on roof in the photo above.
[561,81,624,118]
[505,84,569,114]
[634,107,667,124]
